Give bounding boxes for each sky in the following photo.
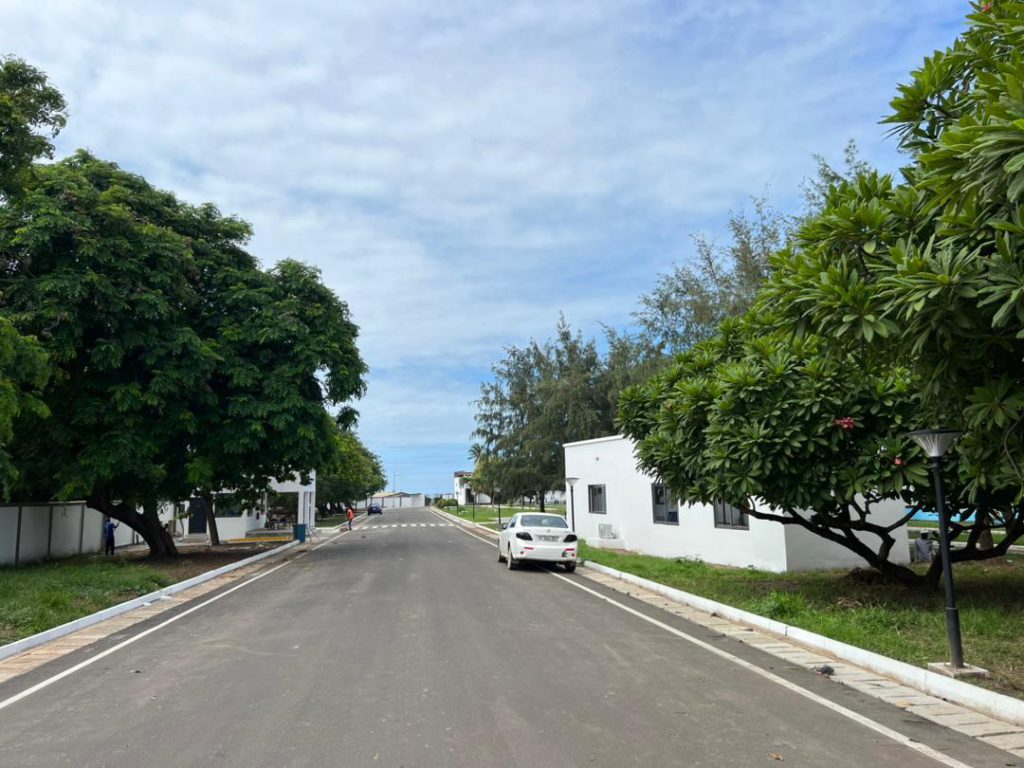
[2,1,969,495]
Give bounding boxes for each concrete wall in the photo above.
[783,496,911,570]
[364,493,425,509]
[0,503,104,565]
[564,435,911,573]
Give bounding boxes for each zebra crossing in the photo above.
[361,523,454,529]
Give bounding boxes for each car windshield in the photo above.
[520,515,567,528]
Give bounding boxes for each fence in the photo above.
[0,503,105,566]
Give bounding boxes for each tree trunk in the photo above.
[975,508,994,551]
[539,492,546,513]
[202,492,221,546]
[90,493,178,558]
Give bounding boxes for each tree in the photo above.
[185,253,367,544]
[632,196,788,355]
[474,318,613,507]
[618,316,940,585]
[317,430,386,508]
[622,4,1024,583]
[0,316,49,495]
[763,2,1024,569]
[0,57,59,494]
[1,152,367,555]
[0,57,67,197]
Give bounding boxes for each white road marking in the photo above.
[0,528,350,712]
[438,514,979,768]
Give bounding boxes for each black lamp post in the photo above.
[907,428,965,670]
[565,477,579,530]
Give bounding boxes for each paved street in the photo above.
[0,507,1016,767]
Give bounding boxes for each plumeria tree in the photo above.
[621,3,1024,584]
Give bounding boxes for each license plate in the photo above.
[539,535,557,541]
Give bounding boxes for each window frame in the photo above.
[587,484,607,515]
[713,499,748,530]
[651,483,679,525]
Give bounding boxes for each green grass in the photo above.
[580,543,1024,698]
[316,514,347,527]
[0,556,171,645]
[910,521,1009,546]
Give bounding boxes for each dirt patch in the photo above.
[118,544,278,583]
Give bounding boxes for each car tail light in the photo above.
[515,532,533,541]
[563,534,578,542]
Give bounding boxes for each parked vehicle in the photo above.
[367,504,383,515]
[497,513,577,572]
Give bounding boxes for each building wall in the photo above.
[564,435,911,573]
[0,503,106,565]
[783,496,911,570]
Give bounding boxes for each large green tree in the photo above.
[316,430,385,508]
[1,151,366,555]
[0,56,66,197]
[765,2,1024,563]
[474,319,613,507]
[621,3,1024,583]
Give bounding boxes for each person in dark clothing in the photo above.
[103,518,119,555]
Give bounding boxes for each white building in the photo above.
[454,471,490,506]
[564,435,910,573]
[358,491,426,509]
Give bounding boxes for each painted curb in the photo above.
[582,560,1024,727]
[0,539,301,663]
[429,506,499,536]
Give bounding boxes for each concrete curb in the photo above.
[430,506,499,537]
[0,539,301,663]
[582,560,1024,728]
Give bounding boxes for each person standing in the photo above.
[102,517,119,556]
[914,531,934,563]
[346,506,355,531]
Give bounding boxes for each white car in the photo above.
[497,513,578,572]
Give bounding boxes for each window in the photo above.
[521,515,568,528]
[714,500,748,529]
[588,484,606,515]
[651,483,678,525]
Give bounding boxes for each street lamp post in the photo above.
[565,477,579,531]
[907,428,982,676]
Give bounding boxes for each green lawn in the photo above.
[910,521,1009,546]
[0,556,171,645]
[580,543,1024,699]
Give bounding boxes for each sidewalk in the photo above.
[431,505,1024,759]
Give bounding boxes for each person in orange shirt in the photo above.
[346,505,355,530]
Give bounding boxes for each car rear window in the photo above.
[521,515,567,528]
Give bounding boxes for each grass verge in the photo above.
[0,545,273,646]
[579,542,1024,699]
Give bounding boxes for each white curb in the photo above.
[583,560,1024,728]
[430,506,499,536]
[0,539,300,662]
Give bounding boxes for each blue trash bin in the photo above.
[293,523,307,543]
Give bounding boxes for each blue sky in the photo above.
[2,1,968,495]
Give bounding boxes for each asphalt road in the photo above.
[0,507,1017,767]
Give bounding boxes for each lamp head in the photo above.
[565,476,579,487]
[906,428,961,459]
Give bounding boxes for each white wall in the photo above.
[564,435,911,573]
[454,475,490,506]
[0,503,104,565]
[783,496,911,570]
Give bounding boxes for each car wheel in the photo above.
[564,561,576,573]
[507,546,518,570]
[497,546,506,563]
